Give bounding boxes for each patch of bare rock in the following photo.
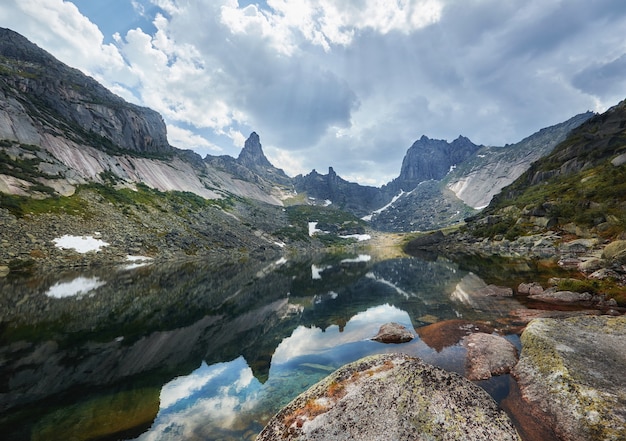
[513,315,626,441]
[256,353,521,441]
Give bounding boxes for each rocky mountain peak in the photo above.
[237,132,273,169]
[386,135,481,193]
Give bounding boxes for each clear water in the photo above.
[0,252,562,441]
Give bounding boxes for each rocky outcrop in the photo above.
[513,316,626,441]
[0,28,170,155]
[385,135,481,194]
[257,353,520,441]
[293,167,384,216]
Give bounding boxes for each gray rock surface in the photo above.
[463,333,518,381]
[513,316,626,441]
[257,353,521,441]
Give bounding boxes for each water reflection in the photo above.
[45,276,106,298]
[0,252,537,441]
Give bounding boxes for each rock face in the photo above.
[386,135,481,193]
[371,322,414,343]
[257,353,521,441]
[513,316,626,441]
[0,28,170,155]
[445,112,593,209]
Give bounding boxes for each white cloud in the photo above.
[167,125,222,153]
[3,0,626,185]
[0,0,132,94]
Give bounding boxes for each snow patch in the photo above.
[312,264,332,280]
[363,191,406,220]
[53,235,109,253]
[308,221,321,236]
[121,255,153,270]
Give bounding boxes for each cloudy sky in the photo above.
[3,0,626,185]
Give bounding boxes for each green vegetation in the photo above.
[556,278,625,304]
[0,192,86,217]
[467,160,626,240]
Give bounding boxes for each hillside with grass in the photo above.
[463,99,626,241]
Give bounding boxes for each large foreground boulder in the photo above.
[257,353,520,440]
[513,316,626,441]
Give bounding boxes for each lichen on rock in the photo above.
[513,315,626,441]
[257,353,520,440]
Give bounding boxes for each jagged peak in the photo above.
[237,132,273,168]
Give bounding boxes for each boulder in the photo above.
[463,333,518,381]
[602,240,626,263]
[371,322,414,343]
[513,316,626,441]
[529,290,593,304]
[257,353,521,441]
[517,282,544,296]
[416,319,494,352]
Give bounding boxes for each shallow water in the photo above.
[0,252,562,440]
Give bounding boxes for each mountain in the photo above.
[0,27,605,261]
[293,167,385,216]
[0,28,170,155]
[0,27,293,205]
[462,99,626,241]
[444,112,594,209]
[384,135,481,194]
[204,131,292,189]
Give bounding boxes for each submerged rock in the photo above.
[257,353,520,441]
[416,319,494,352]
[513,316,626,441]
[463,333,518,381]
[371,322,414,343]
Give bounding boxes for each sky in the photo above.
[2,1,626,186]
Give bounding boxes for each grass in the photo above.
[470,161,626,240]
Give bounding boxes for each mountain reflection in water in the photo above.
[0,252,548,441]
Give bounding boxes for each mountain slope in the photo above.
[445,112,594,209]
[0,28,294,205]
[464,99,626,240]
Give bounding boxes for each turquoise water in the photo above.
[0,252,542,441]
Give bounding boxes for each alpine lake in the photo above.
[0,247,576,441]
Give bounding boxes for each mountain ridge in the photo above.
[0,27,601,239]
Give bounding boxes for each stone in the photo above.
[483,284,514,297]
[257,353,521,441]
[602,240,626,262]
[529,290,593,304]
[517,282,544,296]
[371,322,414,343]
[463,333,519,381]
[513,316,626,441]
[577,257,605,272]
